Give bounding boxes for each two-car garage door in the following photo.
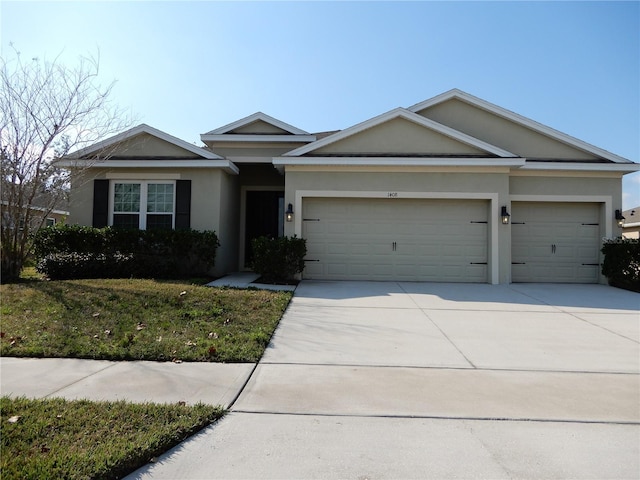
[302,198,489,282]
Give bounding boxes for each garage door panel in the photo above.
[302,198,488,282]
[511,202,600,283]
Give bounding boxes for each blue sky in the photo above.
[2,1,639,207]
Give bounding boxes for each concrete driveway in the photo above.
[129,282,640,479]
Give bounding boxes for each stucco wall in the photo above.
[106,133,200,158]
[418,99,600,160]
[315,118,486,155]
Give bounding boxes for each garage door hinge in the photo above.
[581,263,599,266]
[511,222,525,225]
[470,221,488,224]
[511,262,526,265]
[303,218,320,222]
[470,262,488,265]
[581,223,599,226]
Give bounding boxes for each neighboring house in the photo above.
[621,207,640,239]
[1,191,69,231]
[58,89,639,284]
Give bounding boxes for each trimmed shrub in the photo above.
[36,252,136,280]
[601,238,640,292]
[251,235,307,283]
[33,225,219,280]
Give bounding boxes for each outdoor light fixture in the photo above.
[501,206,510,225]
[615,209,625,228]
[285,203,294,222]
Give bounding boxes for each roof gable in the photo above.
[410,89,631,163]
[284,108,516,158]
[68,124,222,160]
[204,112,310,135]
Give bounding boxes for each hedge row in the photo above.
[33,225,219,280]
[251,236,307,283]
[601,238,640,293]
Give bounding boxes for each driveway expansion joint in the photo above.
[229,410,640,426]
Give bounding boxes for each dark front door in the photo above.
[245,190,284,267]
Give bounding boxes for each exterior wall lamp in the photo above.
[501,206,510,225]
[615,209,625,228]
[285,203,294,222]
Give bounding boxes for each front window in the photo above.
[112,181,174,230]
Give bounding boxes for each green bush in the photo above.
[33,225,219,280]
[601,238,640,292]
[251,235,307,283]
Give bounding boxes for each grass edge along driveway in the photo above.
[0,277,293,363]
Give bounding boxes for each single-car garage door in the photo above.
[302,198,489,282]
[511,202,601,283]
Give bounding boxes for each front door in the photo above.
[244,190,284,267]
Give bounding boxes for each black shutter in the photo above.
[175,180,191,230]
[92,179,109,227]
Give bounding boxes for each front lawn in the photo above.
[1,396,224,480]
[0,278,292,362]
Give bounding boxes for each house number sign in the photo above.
[387,192,399,198]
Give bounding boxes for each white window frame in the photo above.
[109,180,176,230]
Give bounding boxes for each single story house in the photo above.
[59,89,639,284]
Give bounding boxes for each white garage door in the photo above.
[302,198,489,282]
[511,202,601,283]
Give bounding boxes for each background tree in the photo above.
[1,47,133,282]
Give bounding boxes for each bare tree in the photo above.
[1,46,133,281]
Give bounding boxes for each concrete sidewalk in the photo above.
[0,357,253,407]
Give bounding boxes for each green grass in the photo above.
[0,277,292,362]
[1,396,224,480]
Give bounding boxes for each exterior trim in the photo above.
[409,89,633,164]
[204,112,311,135]
[293,190,500,285]
[274,156,526,168]
[283,108,517,158]
[519,163,640,173]
[57,159,240,175]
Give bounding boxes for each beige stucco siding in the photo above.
[68,169,102,226]
[509,175,622,199]
[284,169,508,194]
[314,118,487,156]
[418,99,600,160]
[232,120,290,135]
[103,133,201,158]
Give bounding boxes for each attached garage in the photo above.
[302,197,489,282]
[511,202,601,283]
